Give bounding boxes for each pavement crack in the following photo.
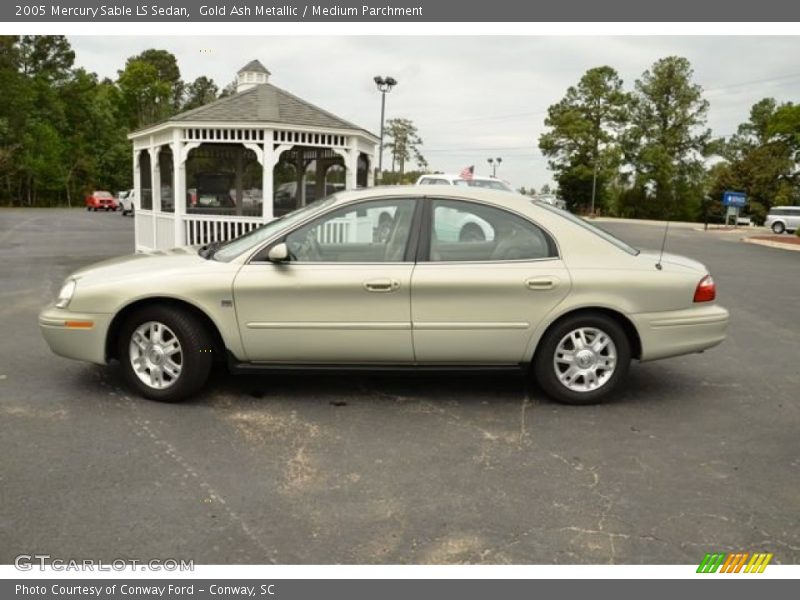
[120,392,277,563]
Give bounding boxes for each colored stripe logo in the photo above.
[697,552,773,573]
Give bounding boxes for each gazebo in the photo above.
[128,60,379,251]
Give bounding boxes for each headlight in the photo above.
[55,279,77,309]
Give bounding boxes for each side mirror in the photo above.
[267,242,289,263]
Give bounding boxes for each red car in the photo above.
[85,190,119,211]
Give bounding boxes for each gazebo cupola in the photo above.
[236,59,270,92]
[128,59,379,252]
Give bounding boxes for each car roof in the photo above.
[419,173,500,182]
[332,185,533,211]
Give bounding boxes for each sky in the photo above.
[69,36,800,190]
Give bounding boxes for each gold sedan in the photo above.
[39,187,729,404]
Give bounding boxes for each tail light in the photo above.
[693,275,716,303]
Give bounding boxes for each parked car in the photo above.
[417,173,514,192]
[764,206,800,234]
[85,191,118,212]
[117,190,135,216]
[533,193,568,211]
[40,186,728,405]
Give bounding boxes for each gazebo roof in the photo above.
[237,59,271,75]
[148,82,375,137]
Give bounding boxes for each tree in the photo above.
[182,76,219,111]
[17,35,74,82]
[117,49,183,128]
[129,49,183,109]
[624,56,711,220]
[539,66,629,213]
[384,118,427,178]
[708,99,797,223]
[117,59,173,128]
[769,103,800,161]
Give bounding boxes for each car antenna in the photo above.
[655,203,672,271]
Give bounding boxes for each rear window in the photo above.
[769,207,800,216]
[93,191,113,198]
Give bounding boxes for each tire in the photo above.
[772,221,786,234]
[118,305,214,402]
[533,312,631,405]
[86,206,91,211]
[459,223,486,242]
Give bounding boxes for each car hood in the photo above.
[70,246,210,283]
[637,250,707,273]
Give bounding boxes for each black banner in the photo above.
[3,579,795,600]
[5,0,800,22]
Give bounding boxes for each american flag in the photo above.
[459,165,474,180]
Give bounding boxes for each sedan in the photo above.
[40,187,729,405]
[85,190,118,212]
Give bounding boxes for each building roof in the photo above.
[237,59,270,75]
[153,83,374,137]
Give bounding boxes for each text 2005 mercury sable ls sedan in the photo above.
[40,187,729,405]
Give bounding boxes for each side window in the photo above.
[429,199,556,262]
[284,198,417,263]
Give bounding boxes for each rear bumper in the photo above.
[632,304,729,361]
[39,305,113,365]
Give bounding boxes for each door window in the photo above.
[284,198,417,263]
[429,199,556,262]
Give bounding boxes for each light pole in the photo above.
[487,157,502,177]
[374,75,397,184]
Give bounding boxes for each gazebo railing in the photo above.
[184,214,266,246]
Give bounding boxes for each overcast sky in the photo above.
[69,36,800,190]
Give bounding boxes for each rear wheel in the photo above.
[772,221,786,234]
[118,306,213,402]
[533,312,631,405]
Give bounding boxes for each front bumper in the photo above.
[632,303,730,361]
[39,305,113,365]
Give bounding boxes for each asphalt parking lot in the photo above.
[1,208,798,565]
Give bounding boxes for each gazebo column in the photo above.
[346,148,358,190]
[149,145,159,249]
[315,156,327,200]
[366,154,375,187]
[295,154,307,207]
[334,146,358,191]
[234,147,244,216]
[263,138,293,222]
[172,131,186,246]
[261,132,274,221]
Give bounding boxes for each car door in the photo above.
[411,198,571,363]
[233,197,421,363]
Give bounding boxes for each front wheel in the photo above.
[533,312,631,405]
[118,306,213,402]
[772,221,786,234]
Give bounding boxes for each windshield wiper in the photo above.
[198,240,223,259]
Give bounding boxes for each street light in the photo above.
[487,157,502,177]
[374,75,397,184]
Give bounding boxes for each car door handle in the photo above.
[525,277,558,291]
[364,279,400,293]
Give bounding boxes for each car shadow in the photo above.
[92,359,699,409]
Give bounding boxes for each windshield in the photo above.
[211,195,338,261]
[468,179,512,191]
[453,179,512,192]
[535,201,640,256]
